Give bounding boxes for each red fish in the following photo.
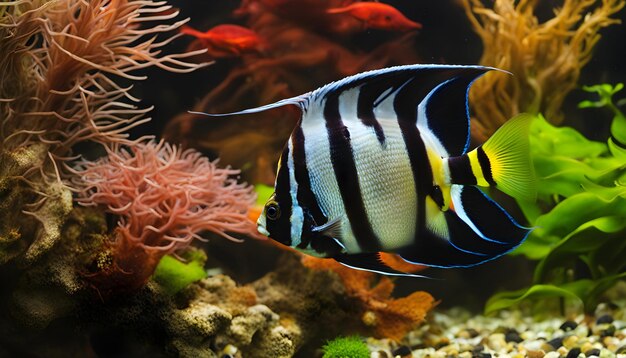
[327,2,422,32]
[180,24,262,56]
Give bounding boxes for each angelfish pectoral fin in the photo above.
[334,253,432,278]
[312,217,343,241]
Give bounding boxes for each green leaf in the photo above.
[485,282,590,314]
[512,232,557,260]
[584,272,626,310]
[533,192,626,239]
[530,115,607,158]
[534,216,626,282]
[152,251,207,295]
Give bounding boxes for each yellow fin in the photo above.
[481,113,537,202]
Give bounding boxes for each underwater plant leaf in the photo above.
[608,139,626,160]
[588,221,626,275]
[534,216,626,282]
[485,281,590,314]
[530,115,607,159]
[580,182,626,201]
[254,184,274,206]
[512,232,558,260]
[579,83,624,107]
[152,253,208,295]
[532,156,596,198]
[584,272,626,310]
[580,83,626,148]
[584,162,626,187]
[532,192,626,239]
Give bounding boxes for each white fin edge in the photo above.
[189,94,311,117]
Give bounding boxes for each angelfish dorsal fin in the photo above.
[189,94,311,117]
[303,64,499,156]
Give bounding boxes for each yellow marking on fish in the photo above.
[426,149,451,210]
[467,150,489,187]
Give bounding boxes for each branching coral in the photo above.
[301,256,435,341]
[459,0,624,139]
[71,140,259,293]
[0,0,207,264]
[1,0,205,152]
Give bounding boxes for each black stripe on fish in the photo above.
[424,68,490,155]
[393,74,436,250]
[448,155,477,185]
[269,145,293,246]
[477,146,496,185]
[324,93,383,252]
[393,69,459,125]
[456,186,530,246]
[292,126,327,249]
[356,72,411,146]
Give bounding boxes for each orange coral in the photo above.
[301,256,435,341]
[459,0,624,139]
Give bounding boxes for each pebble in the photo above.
[597,315,614,325]
[561,321,579,332]
[566,336,581,349]
[505,330,523,343]
[527,350,546,358]
[547,336,565,349]
[567,347,582,358]
[367,303,626,358]
[586,348,601,356]
[392,345,412,357]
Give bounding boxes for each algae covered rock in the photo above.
[164,274,302,358]
[0,144,73,266]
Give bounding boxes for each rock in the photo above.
[586,348,601,357]
[505,330,523,343]
[526,349,546,358]
[566,347,582,358]
[597,315,614,325]
[227,304,279,346]
[563,335,579,349]
[561,321,579,332]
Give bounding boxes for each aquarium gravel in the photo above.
[366,303,626,358]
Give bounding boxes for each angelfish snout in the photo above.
[257,214,270,236]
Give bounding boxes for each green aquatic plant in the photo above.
[321,336,370,358]
[486,84,626,314]
[152,249,208,295]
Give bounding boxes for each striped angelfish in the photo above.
[201,64,536,276]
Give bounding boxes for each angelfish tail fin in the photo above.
[448,113,537,202]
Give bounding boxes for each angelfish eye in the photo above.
[265,201,281,220]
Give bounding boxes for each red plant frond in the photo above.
[73,140,259,252]
[71,140,260,293]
